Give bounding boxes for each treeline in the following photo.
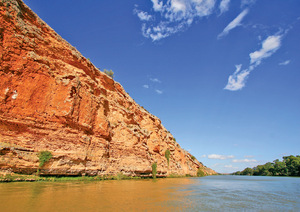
[232,155,300,176]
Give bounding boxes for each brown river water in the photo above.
[0,175,299,211]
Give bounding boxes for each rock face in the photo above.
[0,0,216,177]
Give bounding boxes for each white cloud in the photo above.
[200,154,207,158]
[224,64,250,91]
[279,60,290,66]
[207,154,235,160]
[136,0,216,41]
[244,155,255,158]
[169,0,187,13]
[224,164,238,169]
[219,0,230,15]
[155,89,163,94]
[211,163,222,167]
[136,10,152,21]
[151,0,163,11]
[218,9,249,38]
[150,78,161,83]
[142,21,186,41]
[250,35,282,65]
[232,159,257,163]
[143,77,163,94]
[225,34,283,91]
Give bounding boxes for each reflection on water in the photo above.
[0,176,299,211]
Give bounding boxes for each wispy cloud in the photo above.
[134,7,153,21]
[136,0,216,41]
[207,154,235,160]
[155,89,163,94]
[225,34,283,91]
[218,9,249,39]
[249,35,282,66]
[137,11,152,21]
[232,158,257,163]
[219,0,231,15]
[224,64,250,91]
[279,60,290,66]
[144,77,163,94]
[241,0,257,8]
[150,78,162,83]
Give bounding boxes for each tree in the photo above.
[241,167,253,175]
[273,159,288,176]
[152,163,157,179]
[253,165,264,175]
[283,155,300,176]
[232,155,300,177]
[165,149,170,166]
[263,162,274,176]
[234,171,241,175]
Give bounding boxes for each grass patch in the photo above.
[115,172,135,180]
[167,173,187,178]
[0,173,39,182]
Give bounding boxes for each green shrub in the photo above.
[191,155,196,160]
[38,151,52,168]
[4,174,13,181]
[152,162,157,179]
[165,149,170,166]
[103,69,114,79]
[167,173,185,178]
[197,168,205,177]
[116,172,125,180]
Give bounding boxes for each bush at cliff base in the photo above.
[197,168,206,177]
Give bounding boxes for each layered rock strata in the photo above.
[0,0,216,177]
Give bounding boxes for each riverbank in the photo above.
[0,172,142,183]
[0,172,213,183]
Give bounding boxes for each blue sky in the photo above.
[23,0,300,173]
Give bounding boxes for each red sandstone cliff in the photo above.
[0,0,216,177]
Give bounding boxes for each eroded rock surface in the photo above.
[0,0,216,177]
